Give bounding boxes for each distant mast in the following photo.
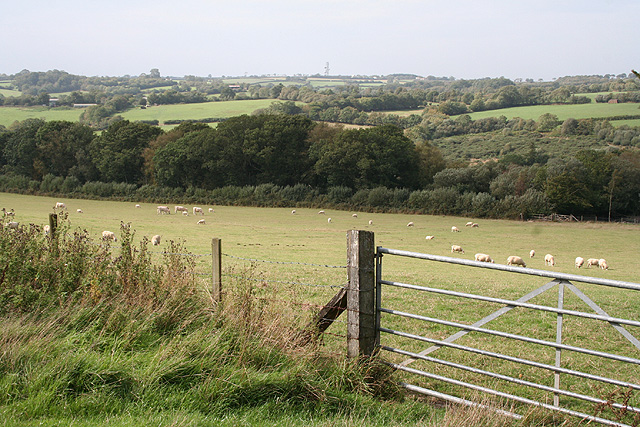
[324,62,330,77]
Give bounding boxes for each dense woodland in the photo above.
[1,70,640,218]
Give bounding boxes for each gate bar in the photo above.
[377,248,640,292]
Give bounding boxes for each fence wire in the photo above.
[223,253,346,269]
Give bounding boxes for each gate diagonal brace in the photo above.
[298,287,347,345]
[400,280,560,367]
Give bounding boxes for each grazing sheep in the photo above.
[291,209,296,214]
[328,218,332,223]
[157,206,170,215]
[174,205,188,214]
[471,223,479,228]
[135,204,141,208]
[102,230,117,242]
[368,220,373,225]
[425,235,435,240]
[599,259,609,270]
[451,226,460,232]
[151,235,161,246]
[475,253,494,263]
[182,211,189,216]
[208,208,214,213]
[193,206,204,215]
[530,250,535,258]
[586,258,600,268]
[352,213,358,218]
[76,209,83,213]
[197,219,206,225]
[451,245,465,254]
[544,254,555,267]
[575,257,584,268]
[507,256,526,267]
[54,202,66,210]
[407,222,414,227]
[5,221,19,230]
[318,210,325,215]
[465,221,474,227]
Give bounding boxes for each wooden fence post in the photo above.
[212,238,222,303]
[48,213,57,238]
[347,230,376,358]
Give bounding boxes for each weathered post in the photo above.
[211,238,222,303]
[48,213,57,238]
[347,230,376,358]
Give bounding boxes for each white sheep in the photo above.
[544,254,555,267]
[318,210,325,215]
[352,213,358,218]
[76,209,83,213]
[291,209,296,214]
[208,208,214,213]
[182,211,189,216]
[471,223,479,228]
[151,235,161,246]
[530,250,535,258]
[451,226,460,232]
[368,220,373,225]
[407,222,414,227]
[425,235,435,240]
[135,204,141,208]
[193,207,204,215]
[507,256,526,267]
[54,202,66,210]
[197,219,206,225]
[475,253,494,263]
[451,245,464,254]
[599,259,609,270]
[586,258,600,268]
[174,205,188,214]
[157,206,170,215]
[102,230,117,242]
[328,218,332,223]
[5,221,19,230]
[575,257,584,268]
[465,221,474,227]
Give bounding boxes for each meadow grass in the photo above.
[0,88,21,98]
[0,106,85,127]
[612,118,640,127]
[1,192,638,425]
[456,102,640,122]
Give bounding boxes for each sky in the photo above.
[2,0,639,81]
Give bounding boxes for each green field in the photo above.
[0,87,21,97]
[456,102,640,122]
[0,106,86,127]
[1,192,639,424]
[611,118,640,127]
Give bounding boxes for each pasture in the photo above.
[456,102,640,122]
[0,106,85,127]
[2,192,639,421]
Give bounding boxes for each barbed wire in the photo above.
[223,273,346,290]
[223,253,346,269]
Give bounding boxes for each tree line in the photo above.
[1,114,639,218]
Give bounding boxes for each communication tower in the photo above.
[324,62,330,76]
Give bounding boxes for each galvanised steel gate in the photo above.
[375,247,640,426]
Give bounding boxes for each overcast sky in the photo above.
[2,0,639,81]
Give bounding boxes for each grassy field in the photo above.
[0,87,21,98]
[1,192,639,424]
[456,102,640,122]
[0,106,86,127]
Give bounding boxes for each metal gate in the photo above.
[375,247,640,426]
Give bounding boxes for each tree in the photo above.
[3,118,45,177]
[34,120,94,180]
[537,113,560,132]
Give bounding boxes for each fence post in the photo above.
[48,213,57,238]
[347,230,376,358]
[212,238,222,303]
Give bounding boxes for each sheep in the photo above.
[599,259,609,270]
[451,226,460,232]
[291,209,296,214]
[151,235,161,246]
[544,254,555,267]
[193,207,204,215]
[197,219,206,225]
[135,204,141,208]
[507,256,526,267]
[174,205,188,214]
[5,221,19,230]
[425,235,435,240]
[54,202,66,210]
[182,211,189,216]
[157,206,170,215]
[208,208,214,213]
[475,253,494,263]
[407,222,414,227]
[451,245,465,254]
[530,250,535,258]
[586,258,600,268]
[76,209,83,213]
[318,210,325,215]
[368,220,373,225]
[471,223,479,228]
[102,230,117,242]
[352,213,358,218]
[328,218,332,223]
[465,221,474,227]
